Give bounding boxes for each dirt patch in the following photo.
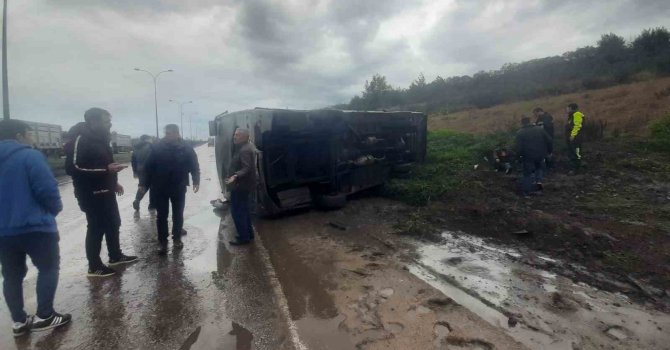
[391,136,670,308]
[257,202,527,350]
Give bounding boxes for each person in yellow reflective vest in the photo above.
[565,103,584,172]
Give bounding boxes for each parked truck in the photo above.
[111,132,132,154]
[210,108,427,216]
[18,120,63,156]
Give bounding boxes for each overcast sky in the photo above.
[2,0,668,137]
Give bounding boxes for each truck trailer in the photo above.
[18,120,63,156]
[210,108,427,216]
[111,132,132,153]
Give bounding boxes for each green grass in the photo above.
[385,130,513,205]
[649,113,670,152]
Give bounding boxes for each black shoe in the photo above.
[229,239,251,246]
[132,200,139,211]
[31,312,71,332]
[173,239,184,249]
[157,244,168,256]
[181,228,188,236]
[109,254,138,266]
[87,265,116,277]
[12,315,33,337]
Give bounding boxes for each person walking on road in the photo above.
[131,135,155,212]
[515,117,553,198]
[141,125,200,255]
[68,108,138,277]
[0,120,72,336]
[226,128,257,246]
[565,103,585,173]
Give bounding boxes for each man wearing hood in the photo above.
[0,120,71,336]
[140,124,200,255]
[69,108,137,277]
[131,135,154,211]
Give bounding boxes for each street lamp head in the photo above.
[134,68,140,71]
[167,69,174,72]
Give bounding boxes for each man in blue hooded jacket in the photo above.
[0,120,71,337]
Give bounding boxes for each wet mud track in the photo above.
[257,200,526,350]
[0,146,292,350]
[258,198,670,350]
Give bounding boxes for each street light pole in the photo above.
[168,99,192,134]
[2,0,10,120]
[134,68,173,138]
[189,112,197,141]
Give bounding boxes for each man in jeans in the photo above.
[226,128,257,246]
[0,120,71,336]
[141,125,200,255]
[515,117,553,198]
[68,108,137,277]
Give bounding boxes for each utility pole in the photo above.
[189,112,197,141]
[2,0,10,120]
[134,68,173,138]
[169,99,192,134]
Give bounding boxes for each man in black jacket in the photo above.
[533,107,555,169]
[515,117,553,197]
[141,125,200,255]
[70,108,138,277]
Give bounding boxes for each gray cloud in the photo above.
[2,0,669,136]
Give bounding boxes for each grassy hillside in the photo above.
[429,76,670,136]
[386,79,670,302]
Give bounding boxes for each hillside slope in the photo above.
[429,77,670,134]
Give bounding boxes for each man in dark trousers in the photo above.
[131,135,154,212]
[565,103,585,173]
[533,107,555,169]
[141,124,200,255]
[68,108,138,277]
[0,120,71,336]
[515,117,553,198]
[226,128,257,246]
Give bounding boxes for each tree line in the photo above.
[340,27,670,113]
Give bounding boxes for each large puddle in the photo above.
[409,231,670,350]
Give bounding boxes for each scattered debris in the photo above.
[328,221,348,231]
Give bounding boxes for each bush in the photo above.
[649,114,670,152]
[385,130,513,205]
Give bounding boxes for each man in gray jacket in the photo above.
[226,128,256,245]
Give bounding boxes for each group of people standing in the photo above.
[0,107,205,337]
[509,103,585,197]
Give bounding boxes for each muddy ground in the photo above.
[256,196,670,350]
[395,138,670,308]
[257,202,527,350]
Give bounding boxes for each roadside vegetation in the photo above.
[339,27,670,114]
[386,108,670,301]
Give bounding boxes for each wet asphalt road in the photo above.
[0,146,291,350]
